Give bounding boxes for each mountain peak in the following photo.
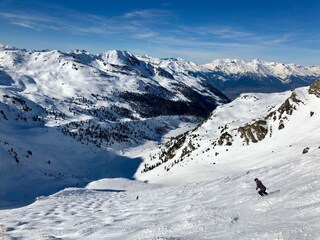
[204,58,320,77]
[99,49,139,66]
[251,58,264,64]
[0,43,19,50]
[69,49,90,55]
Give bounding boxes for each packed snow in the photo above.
[1,84,320,239]
[0,149,319,239]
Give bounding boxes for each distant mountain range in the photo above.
[201,58,320,99]
[2,44,320,102]
[0,44,229,117]
[139,54,320,100]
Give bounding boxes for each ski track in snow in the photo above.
[1,149,320,240]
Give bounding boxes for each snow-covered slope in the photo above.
[0,45,230,208]
[0,44,230,148]
[0,145,319,239]
[0,44,234,154]
[138,80,320,184]
[0,41,319,238]
[0,44,229,116]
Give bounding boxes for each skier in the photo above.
[254,178,268,196]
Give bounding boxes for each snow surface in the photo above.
[137,87,320,184]
[1,44,320,239]
[0,45,227,104]
[0,150,319,239]
[1,85,320,239]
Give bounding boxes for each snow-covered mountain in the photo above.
[138,80,320,183]
[139,56,320,100]
[205,58,320,80]
[0,45,229,117]
[0,44,230,149]
[1,80,319,239]
[200,58,320,99]
[0,44,319,207]
[0,44,229,207]
[1,43,320,238]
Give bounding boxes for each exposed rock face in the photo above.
[142,133,188,173]
[308,80,320,97]
[302,147,310,154]
[277,92,302,117]
[218,132,233,146]
[238,120,268,144]
[238,91,305,144]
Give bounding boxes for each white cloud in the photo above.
[1,8,317,66]
[122,9,171,19]
[11,21,38,30]
[0,10,292,49]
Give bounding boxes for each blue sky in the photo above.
[0,0,319,65]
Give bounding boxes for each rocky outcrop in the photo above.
[238,120,268,144]
[277,92,303,117]
[142,133,188,173]
[217,132,233,146]
[308,80,320,97]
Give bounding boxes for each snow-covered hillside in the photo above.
[0,44,230,150]
[0,41,320,238]
[0,44,228,114]
[138,80,320,184]
[0,146,319,239]
[0,44,230,207]
[2,44,320,103]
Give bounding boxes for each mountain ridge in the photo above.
[137,80,320,183]
[0,44,228,207]
[1,44,320,208]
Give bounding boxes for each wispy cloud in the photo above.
[0,7,309,64]
[0,9,292,46]
[0,9,169,36]
[11,21,38,30]
[122,9,172,19]
[192,25,255,39]
[0,11,65,31]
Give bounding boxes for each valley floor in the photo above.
[1,148,320,240]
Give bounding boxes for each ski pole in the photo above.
[1,223,4,240]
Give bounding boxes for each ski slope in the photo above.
[0,149,319,239]
[1,83,320,239]
[0,65,320,240]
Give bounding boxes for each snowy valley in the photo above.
[0,44,320,239]
[0,44,229,207]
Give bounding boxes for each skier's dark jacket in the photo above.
[255,180,266,191]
